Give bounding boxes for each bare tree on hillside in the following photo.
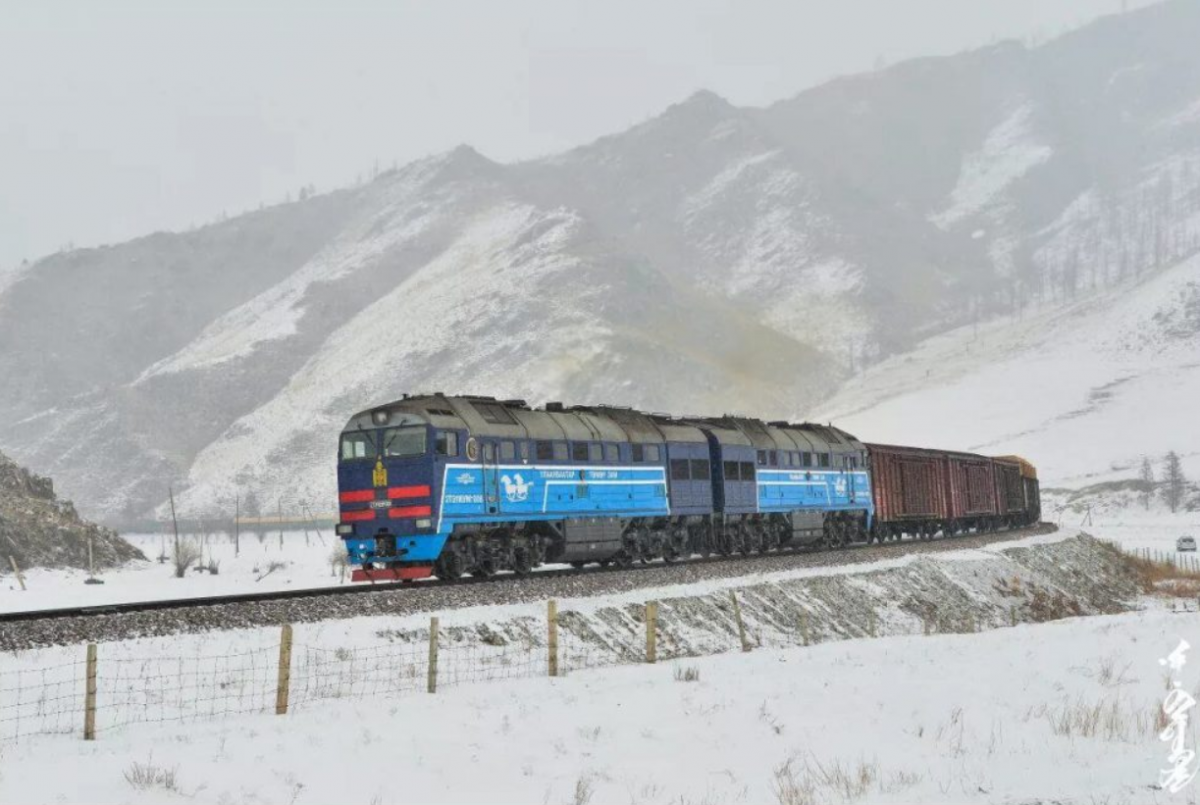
[1140,457,1156,510]
[1164,451,1188,513]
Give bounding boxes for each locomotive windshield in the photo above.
[381,426,426,458]
[340,426,428,461]
[340,430,376,460]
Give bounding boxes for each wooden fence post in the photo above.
[84,643,97,740]
[427,617,439,693]
[730,591,750,652]
[547,600,559,677]
[275,624,293,715]
[1009,605,1017,627]
[800,610,810,647]
[646,602,658,664]
[867,609,876,638]
[9,555,25,591]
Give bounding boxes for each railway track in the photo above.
[1,523,1057,630]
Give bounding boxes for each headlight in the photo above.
[416,518,432,529]
[371,409,390,425]
[336,524,353,535]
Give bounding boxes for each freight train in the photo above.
[335,394,1040,582]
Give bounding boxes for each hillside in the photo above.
[0,451,143,572]
[1,1,1199,520]
[810,251,1200,505]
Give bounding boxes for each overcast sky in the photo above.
[0,0,1150,270]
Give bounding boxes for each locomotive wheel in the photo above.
[435,550,463,582]
[512,547,533,576]
[471,555,497,578]
[614,550,634,569]
[570,561,586,570]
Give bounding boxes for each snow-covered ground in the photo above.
[1,606,1193,804]
[0,530,345,613]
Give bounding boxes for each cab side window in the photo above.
[435,431,459,456]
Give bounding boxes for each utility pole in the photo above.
[169,486,180,558]
[234,494,241,558]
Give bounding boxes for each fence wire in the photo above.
[291,642,426,708]
[441,640,541,688]
[0,660,87,741]
[96,647,277,733]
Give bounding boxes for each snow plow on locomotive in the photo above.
[334,394,1040,582]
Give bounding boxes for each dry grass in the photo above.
[1026,696,1163,742]
[674,665,701,683]
[771,754,915,804]
[171,540,201,578]
[124,759,179,792]
[570,774,595,805]
[1126,553,1200,598]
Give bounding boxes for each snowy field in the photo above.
[0,607,1194,805]
[0,530,345,613]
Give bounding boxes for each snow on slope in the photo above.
[930,104,1053,230]
[679,148,871,358]
[810,253,1200,488]
[172,203,597,513]
[136,171,443,380]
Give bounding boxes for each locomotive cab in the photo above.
[335,403,450,581]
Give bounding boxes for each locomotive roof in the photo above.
[342,394,864,451]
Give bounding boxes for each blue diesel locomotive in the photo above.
[335,394,872,582]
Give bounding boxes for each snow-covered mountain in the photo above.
[2,0,1199,520]
[810,251,1200,493]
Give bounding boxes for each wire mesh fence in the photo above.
[291,641,428,708]
[1,590,980,744]
[0,659,87,741]
[96,648,278,734]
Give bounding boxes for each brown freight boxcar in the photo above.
[994,455,1041,526]
[867,443,1031,540]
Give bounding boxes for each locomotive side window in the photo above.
[632,444,644,462]
[483,442,496,462]
[645,444,661,462]
[670,459,690,480]
[588,443,602,462]
[801,452,813,467]
[757,450,767,466]
[572,442,589,461]
[500,441,516,461]
[536,441,553,461]
[818,453,831,468]
[552,442,568,461]
[691,459,711,480]
[435,431,459,456]
[769,450,777,466]
[604,443,619,463]
[381,427,426,458]
[341,432,374,460]
[723,460,739,480]
[740,461,755,480]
